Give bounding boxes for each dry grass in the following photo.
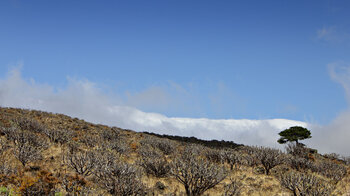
[0,107,349,196]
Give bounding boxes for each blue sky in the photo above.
[1,0,350,124]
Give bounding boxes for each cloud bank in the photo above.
[0,66,349,155]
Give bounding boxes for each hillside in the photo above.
[0,107,349,196]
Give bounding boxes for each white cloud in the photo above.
[305,62,350,155]
[316,26,350,44]
[0,66,349,155]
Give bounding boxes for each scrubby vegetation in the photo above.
[0,107,349,195]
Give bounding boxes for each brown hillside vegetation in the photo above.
[0,107,349,196]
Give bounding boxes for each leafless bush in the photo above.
[222,178,242,196]
[93,160,146,196]
[140,136,176,155]
[0,162,16,176]
[44,129,72,145]
[221,149,242,170]
[312,160,347,182]
[79,134,99,148]
[138,144,171,177]
[341,156,350,165]
[67,141,80,154]
[101,128,120,141]
[100,130,129,154]
[323,153,340,160]
[13,117,46,134]
[170,146,227,196]
[139,156,170,178]
[64,150,97,176]
[255,147,285,175]
[138,144,163,159]
[279,171,335,196]
[204,148,224,164]
[239,146,260,168]
[8,129,48,166]
[0,137,10,155]
[285,143,309,158]
[287,156,314,172]
[62,174,92,196]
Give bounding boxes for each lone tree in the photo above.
[277,126,311,145]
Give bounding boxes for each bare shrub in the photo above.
[170,146,227,196]
[312,160,347,182]
[323,153,340,160]
[101,128,120,141]
[279,171,335,196]
[139,156,170,178]
[22,170,59,196]
[93,160,146,196]
[204,148,224,164]
[0,137,10,155]
[140,136,176,155]
[138,144,171,177]
[8,129,48,166]
[44,129,72,145]
[287,156,314,172]
[64,150,97,176]
[62,174,91,195]
[222,178,242,196]
[79,134,99,148]
[100,130,129,154]
[221,149,242,170]
[13,117,46,134]
[341,156,350,165]
[285,143,309,158]
[255,147,285,175]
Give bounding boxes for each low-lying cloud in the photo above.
[0,66,349,155]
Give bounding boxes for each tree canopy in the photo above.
[277,126,311,145]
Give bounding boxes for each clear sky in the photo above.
[1,0,350,124]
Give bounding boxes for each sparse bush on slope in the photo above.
[138,145,171,178]
[64,150,97,177]
[140,135,177,155]
[220,149,243,170]
[279,170,335,196]
[255,147,285,175]
[4,128,48,166]
[93,159,146,196]
[222,178,242,196]
[312,159,347,182]
[170,145,227,196]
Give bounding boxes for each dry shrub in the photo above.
[64,150,97,177]
[13,117,46,134]
[170,146,227,196]
[139,156,170,178]
[255,147,285,175]
[6,128,48,166]
[285,143,310,159]
[101,128,120,141]
[79,134,99,148]
[93,160,146,196]
[222,178,242,196]
[2,170,59,196]
[44,129,72,145]
[221,149,243,170]
[312,160,347,182]
[138,145,171,177]
[204,148,224,164]
[140,136,177,155]
[279,170,335,196]
[287,156,314,172]
[62,174,91,195]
